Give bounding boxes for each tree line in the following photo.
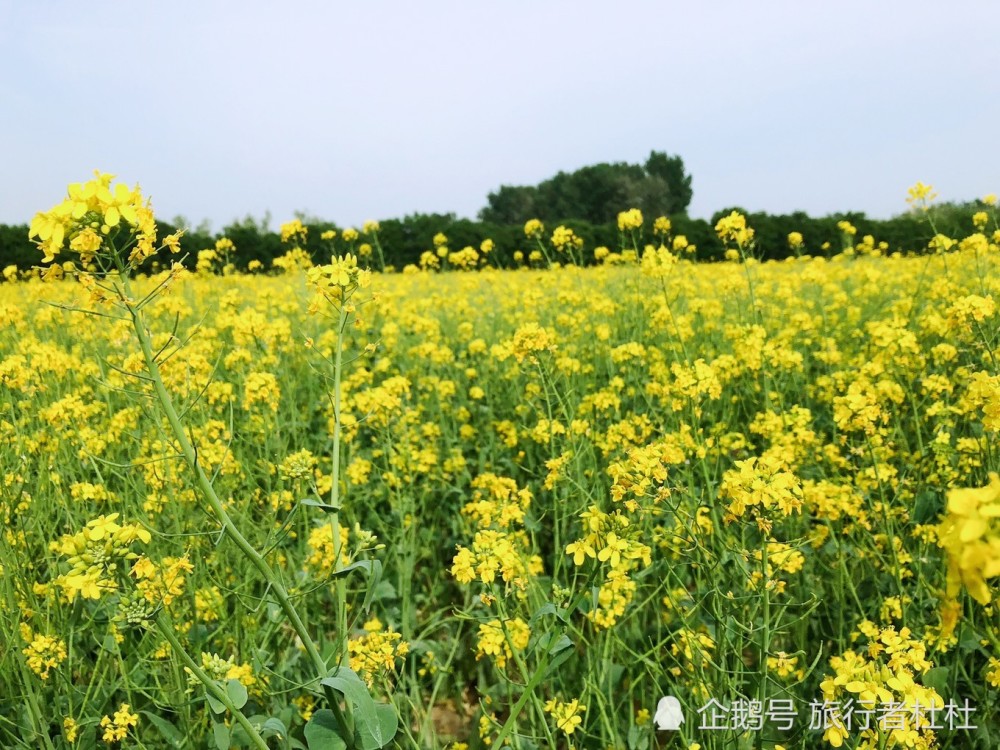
[0,153,985,275]
[2,208,974,274]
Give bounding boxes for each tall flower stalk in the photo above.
[30,172,387,749]
[305,253,376,668]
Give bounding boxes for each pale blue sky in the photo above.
[1,1,997,230]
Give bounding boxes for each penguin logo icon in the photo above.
[654,696,684,731]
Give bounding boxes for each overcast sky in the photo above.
[2,1,997,231]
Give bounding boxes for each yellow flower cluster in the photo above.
[348,617,410,688]
[196,248,219,273]
[906,181,938,208]
[305,523,351,576]
[607,437,686,512]
[272,247,313,272]
[491,322,557,365]
[543,697,586,736]
[447,245,480,270]
[639,242,679,275]
[714,210,755,248]
[278,448,319,481]
[767,651,804,680]
[946,293,995,329]
[937,473,1000,604]
[668,628,716,687]
[243,371,281,412]
[29,171,160,265]
[132,555,194,607]
[617,208,643,232]
[819,625,940,749]
[565,505,651,628]
[307,253,371,298]
[419,249,441,270]
[550,225,583,253]
[195,585,225,623]
[100,703,139,744]
[50,514,151,600]
[748,540,806,594]
[964,372,1000,432]
[280,218,308,245]
[475,617,530,668]
[523,218,544,239]
[452,473,543,595]
[461,473,532,529]
[837,220,858,237]
[451,529,540,588]
[19,624,67,680]
[718,455,803,530]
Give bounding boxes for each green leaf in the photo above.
[304,709,348,750]
[545,633,573,656]
[213,723,231,750]
[360,561,383,613]
[321,669,396,748]
[626,724,647,750]
[330,560,383,613]
[530,602,567,625]
[545,635,574,677]
[206,690,227,715]
[301,498,340,513]
[958,626,983,652]
[371,580,397,601]
[227,678,249,710]
[321,668,376,718]
[17,705,36,738]
[331,559,379,581]
[355,703,399,750]
[601,659,625,688]
[913,490,943,524]
[262,717,287,736]
[974,721,993,747]
[141,711,184,748]
[230,724,252,747]
[922,666,949,694]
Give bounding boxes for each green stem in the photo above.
[757,534,770,750]
[14,653,56,750]
[659,275,690,364]
[371,233,386,273]
[116,272,355,746]
[494,594,559,750]
[155,615,269,750]
[491,643,555,748]
[329,303,350,668]
[535,236,553,267]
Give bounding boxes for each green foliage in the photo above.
[0,224,33,273]
[479,150,694,224]
[1,198,989,280]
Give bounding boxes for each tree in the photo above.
[644,151,693,215]
[478,185,538,225]
[478,151,693,225]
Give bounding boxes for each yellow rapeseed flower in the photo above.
[937,474,1000,604]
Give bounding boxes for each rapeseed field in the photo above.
[1,174,998,749]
